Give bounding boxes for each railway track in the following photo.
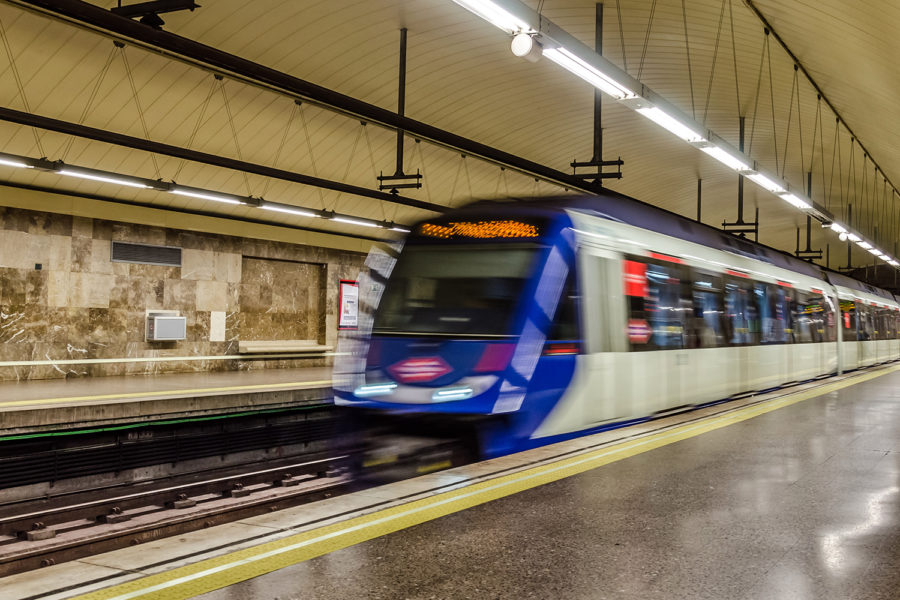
[0,452,353,577]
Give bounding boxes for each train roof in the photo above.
[450,191,895,301]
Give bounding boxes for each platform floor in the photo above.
[202,369,899,600]
[0,366,332,435]
[4,365,898,600]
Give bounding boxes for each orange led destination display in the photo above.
[419,220,540,239]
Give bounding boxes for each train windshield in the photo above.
[373,244,541,336]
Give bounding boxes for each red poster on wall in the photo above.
[624,260,648,297]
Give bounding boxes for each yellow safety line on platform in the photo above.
[0,381,333,409]
[70,365,898,600]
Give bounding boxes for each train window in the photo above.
[548,274,579,341]
[793,291,829,343]
[624,257,689,351]
[373,245,540,336]
[759,283,790,344]
[724,279,761,345]
[857,304,874,340]
[690,271,726,348]
[840,300,857,340]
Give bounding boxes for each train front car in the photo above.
[335,207,580,464]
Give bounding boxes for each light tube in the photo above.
[635,106,706,143]
[261,204,318,218]
[747,172,786,194]
[857,241,873,250]
[332,216,381,228]
[867,247,881,255]
[779,193,812,210]
[170,187,242,204]
[847,233,861,243]
[889,260,899,266]
[451,0,531,34]
[59,169,149,189]
[543,47,636,100]
[829,223,847,234]
[390,226,411,233]
[0,157,30,169]
[699,145,751,171]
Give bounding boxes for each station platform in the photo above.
[0,367,332,435]
[5,363,897,600]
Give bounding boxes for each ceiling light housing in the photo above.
[510,32,542,62]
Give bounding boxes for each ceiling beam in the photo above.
[0,105,446,213]
[9,0,602,196]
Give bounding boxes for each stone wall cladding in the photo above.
[0,207,365,381]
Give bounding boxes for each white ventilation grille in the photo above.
[111,241,182,267]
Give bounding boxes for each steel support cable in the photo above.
[172,75,217,181]
[413,139,434,205]
[848,142,855,228]
[815,100,828,208]
[780,68,797,179]
[727,0,741,116]
[636,0,657,81]
[701,0,727,126]
[827,118,840,214]
[679,0,696,119]
[0,105,445,212]
[9,0,599,202]
[217,77,252,196]
[0,15,44,156]
[259,99,298,199]
[337,122,364,213]
[296,101,327,210]
[119,44,161,178]
[360,123,387,221]
[615,0,628,73]
[766,33,779,173]
[746,30,768,157]
[61,44,116,161]
[745,0,900,240]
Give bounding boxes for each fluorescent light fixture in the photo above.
[260,204,318,218]
[354,383,397,398]
[635,106,706,143]
[699,145,751,171]
[431,386,474,402]
[0,157,30,169]
[59,169,149,189]
[779,193,812,210]
[889,260,899,266]
[390,226,411,233]
[543,47,636,100]
[830,223,847,234]
[450,0,531,34]
[170,187,242,205]
[747,172,786,194]
[857,241,873,250]
[847,233,861,243]
[332,216,381,228]
[867,247,881,256]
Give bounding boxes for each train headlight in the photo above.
[431,387,474,402]
[354,383,398,398]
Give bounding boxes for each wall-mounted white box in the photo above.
[146,311,186,341]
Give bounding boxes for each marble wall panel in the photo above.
[0,206,365,381]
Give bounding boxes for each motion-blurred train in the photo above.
[333,191,900,462]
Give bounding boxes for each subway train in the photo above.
[333,191,900,462]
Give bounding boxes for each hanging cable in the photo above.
[701,0,726,126]
[172,75,218,181]
[727,0,741,116]
[119,44,161,179]
[747,30,768,157]
[217,76,251,196]
[615,0,628,73]
[0,16,44,156]
[260,100,299,199]
[680,0,696,119]
[636,0,657,81]
[61,45,116,161]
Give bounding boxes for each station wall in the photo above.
[0,206,366,381]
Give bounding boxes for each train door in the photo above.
[578,247,632,424]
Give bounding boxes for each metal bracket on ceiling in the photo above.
[111,1,200,30]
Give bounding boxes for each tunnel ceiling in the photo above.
[0,0,898,266]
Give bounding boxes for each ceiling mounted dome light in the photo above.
[511,32,542,62]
